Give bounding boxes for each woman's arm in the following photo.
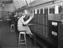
[22,14,34,25]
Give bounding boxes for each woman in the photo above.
[17,10,34,35]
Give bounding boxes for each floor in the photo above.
[0,21,40,48]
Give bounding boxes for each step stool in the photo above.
[19,31,26,45]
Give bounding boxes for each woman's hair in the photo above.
[22,10,33,15]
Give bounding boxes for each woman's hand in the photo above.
[22,15,26,18]
[30,13,34,18]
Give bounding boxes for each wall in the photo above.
[13,0,26,9]
[0,7,4,18]
[0,3,16,19]
[4,3,16,12]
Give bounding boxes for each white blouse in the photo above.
[17,16,32,34]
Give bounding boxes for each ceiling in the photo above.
[29,0,53,7]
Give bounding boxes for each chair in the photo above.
[10,24,15,32]
[19,31,26,45]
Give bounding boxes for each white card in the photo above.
[52,22,58,26]
[35,9,37,14]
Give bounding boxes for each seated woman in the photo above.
[17,10,34,35]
